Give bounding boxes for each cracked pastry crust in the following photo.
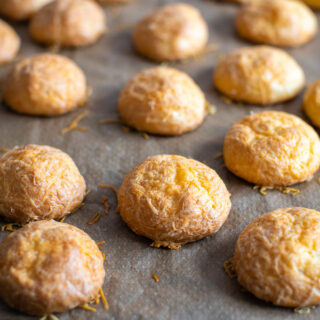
[30,0,106,47]
[0,220,105,315]
[118,155,231,249]
[224,111,320,187]
[118,66,207,136]
[303,79,320,128]
[0,144,86,223]
[0,0,53,21]
[213,46,305,104]
[3,53,87,116]
[236,0,318,47]
[233,207,320,307]
[0,20,20,65]
[133,3,208,61]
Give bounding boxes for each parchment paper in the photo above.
[0,0,320,319]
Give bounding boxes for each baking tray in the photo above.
[0,0,320,319]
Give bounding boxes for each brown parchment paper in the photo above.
[0,1,320,319]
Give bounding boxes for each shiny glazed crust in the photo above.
[118,155,231,249]
[133,3,208,61]
[0,0,53,21]
[236,0,318,47]
[30,0,106,47]
[118,66,207,135]
[3,53,87,116]
[0,145,86,223]
[233,207,320,307]
[0,220,105,315]
[223,111,320,186]
[213,46,305,104]
[0,20,20,65]
[303,79,320,127]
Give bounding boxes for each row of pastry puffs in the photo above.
[0,0,320,317]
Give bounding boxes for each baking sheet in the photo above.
[0,0,320,319]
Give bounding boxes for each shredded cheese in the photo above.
[101,196,110,215]
[60,111,88,135]
[294,306,315,314]
[142,133,149,140]
[213,152,223,160]
[254,185,300,196]
[96,241,105,245]
[59,217,65,223]
[206,101,217,115]
[99,288,110,311]
[152,274,159,283]
[87,211,102,225]
[98,184,118,195]
[80,304,96,312]
[223,258,236,279]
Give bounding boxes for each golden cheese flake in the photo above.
[101,251,106,260]
[1,223,21,232]
[213,152,223,160]
[79,304,96,312]
[87,211,102,225]
[96,240,105,246]
[86,87,93,99]
[59,217,65,223]
[99,119,122,124]
[0,148,10,153]
[98,184,118,195]
[85,189,91,197]
[294,306,315,314]
[142,132,149,140]
[101,196,110,215]
[39,316,47,320]
[152,274,159,283]
[99,288,110,311]
[277,186,300,196]
[223,258,236,279]
[206,101,217,115]
[60,111,88,135]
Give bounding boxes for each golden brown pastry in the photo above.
[224,111,320,186]
[0,144,86,223]
[0,19,20,65]
[118,66,207,135]
[118,155,231,249]
[3,53,87,116]
[300,0,320,9]
[30,0,106,47]
[303,79,320,127]
[213,46,305,104]
[0,220,105,315]
[0,0,53,21]
[236,0,318,47]
[233,207,320,307]
[133,3,208,61]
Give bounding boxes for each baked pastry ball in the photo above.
[0,0,53,21]
[118,67,206,135]
[0,19,20,65]
[224,111,320,186]
[133,3,208,61]
[303,79,320,127]
[3,53,87,116]
[118,155,231,249]
[236,0,318,47]
[233,207,320,307]
[300,0,320,9]
[0,144,86,223]
[30,0,106,47]
[0,220,105,315]
[213,46,305,104]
